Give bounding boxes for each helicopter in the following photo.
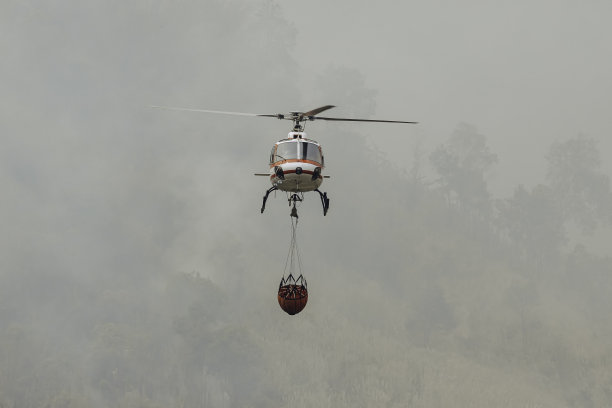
[152,105,417,217]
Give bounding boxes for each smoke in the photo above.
[1,1,612,407]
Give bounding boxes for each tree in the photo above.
[430,124,497,219]
[547,135,612,233]
[497,184,565,264]
[313,66,378,118]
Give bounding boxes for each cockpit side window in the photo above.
[300,142,322,163]
[270,146,276,164]
[275,142,298,162]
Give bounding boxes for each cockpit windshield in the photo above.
[271,141,323,164]
[300,142,322,163]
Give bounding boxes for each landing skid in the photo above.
[315,189,330,216]
[260,187,330,217]
[261,186,278,213]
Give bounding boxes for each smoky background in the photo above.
[1,1,611,407]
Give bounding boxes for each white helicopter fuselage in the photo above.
[269,132,324,193]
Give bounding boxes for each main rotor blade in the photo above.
[151,105,418,124]
[313,116,418,124]
[150,106,278,118]
[301,105,336,117]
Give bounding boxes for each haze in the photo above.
[1,1,611,407]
